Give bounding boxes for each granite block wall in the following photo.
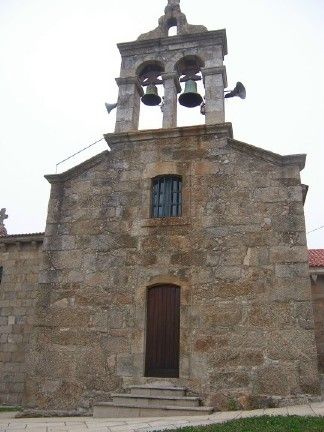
[24,124,320,412]
[311,275,324,372]
[0,236,43,405]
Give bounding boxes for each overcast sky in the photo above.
[0,0,323,247]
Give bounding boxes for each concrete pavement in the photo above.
[1,401,324,432]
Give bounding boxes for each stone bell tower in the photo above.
[114,0,227,132]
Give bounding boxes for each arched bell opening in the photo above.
[175,55,205,76]
[137,61,165,130]
[167,17,178,36]
[136,61,165,80]
[175,55,205,127]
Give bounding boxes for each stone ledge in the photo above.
[129,385,187,391]
[105,123,233,147]
[93,402,213,418]
[141,217,190,228]
[115,76,144,96]
[15,409,91,418]
[0,233,44,244]
[94,402,211,411]
[111,393,197,401]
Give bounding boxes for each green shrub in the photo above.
[0,406,22,412]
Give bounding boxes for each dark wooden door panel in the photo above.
[145,285,180,378]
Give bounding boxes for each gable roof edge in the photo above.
[0,232,44,244]
[45,150,109,184]
[228,138,306,171]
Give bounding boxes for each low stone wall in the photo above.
[0,234,43,405]
[311,274,324,372]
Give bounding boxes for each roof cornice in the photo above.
[0,233,44,244]
[105,123,233,147]
[105,125,306,171]
[228,138,306,171]
[117,29,227,57]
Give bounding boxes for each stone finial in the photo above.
[138,0,207,40]
[0,208,8,236]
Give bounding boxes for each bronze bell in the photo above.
[179,80,203,108]
[141,84,162,106]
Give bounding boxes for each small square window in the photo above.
[152,175,182,218]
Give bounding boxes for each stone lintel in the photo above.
[201,66,227,88]
[161,72,181,93]
[45,150,110,184]
[105,123,233,147]
[228,138,306,171]
[0,233,44,245]
[117,29,227,58]
[115,76,144,97]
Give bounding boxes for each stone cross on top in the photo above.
[0,208,8,223]
[0,208,8,236]
[138,0,207,41]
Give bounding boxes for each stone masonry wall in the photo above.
[311,275,324,372]
[25,124,320,412]
[0,236,43,406]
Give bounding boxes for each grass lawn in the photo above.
[170,416,324,432]
[0,406,22,412]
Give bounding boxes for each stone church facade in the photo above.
[0,0,322,414]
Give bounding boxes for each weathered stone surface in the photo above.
[15,124,318,412]
[0,236,43,405]
[254,363,301,396]
[1,114,321,414]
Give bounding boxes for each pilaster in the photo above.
[115,77,144,133]
[162,73,181,129]
[202,66,227,125]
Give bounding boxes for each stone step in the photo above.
[112,393,200,408]
[128,385,187,397]
[93,402,213,418]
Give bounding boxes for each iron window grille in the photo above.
[152,175,182,218]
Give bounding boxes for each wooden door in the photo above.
[145,285,180,378]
